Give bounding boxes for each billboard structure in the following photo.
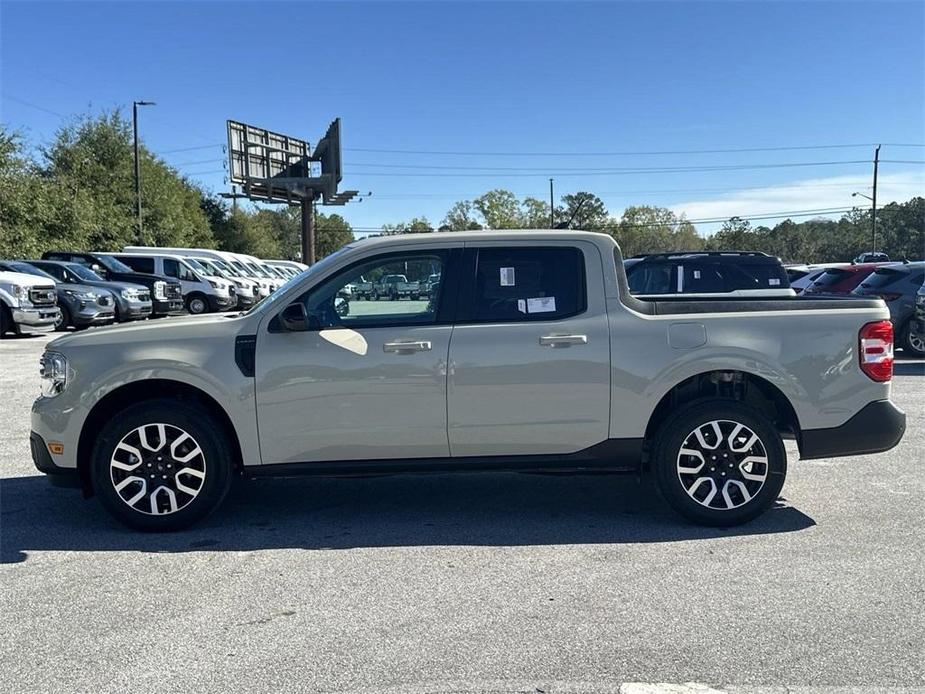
[225,118,357,263]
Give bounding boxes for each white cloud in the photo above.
[669,170,925,231]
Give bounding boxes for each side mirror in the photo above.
[334,296,350,317]
[280,302,309,332]
[91,263,107,277]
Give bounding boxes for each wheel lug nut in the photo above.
[710,467,715,471]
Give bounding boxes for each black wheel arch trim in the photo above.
[799,400,906,460]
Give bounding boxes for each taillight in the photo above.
[859,320,894,382]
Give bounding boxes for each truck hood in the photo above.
[0,270,56,288]
[49,312,244,349]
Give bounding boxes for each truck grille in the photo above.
[29,287,57,307]
[166,284,182,300]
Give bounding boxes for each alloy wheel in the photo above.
[676,419,769,511]
[109,423,207,515]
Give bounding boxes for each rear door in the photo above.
[446,241,611,457]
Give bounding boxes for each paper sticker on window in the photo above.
[527,296,556,313]
[517,299,526,313]
[500,267,515,286]
[693,270,701,279]
[769,278,781,286]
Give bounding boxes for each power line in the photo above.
[344,159,923,173]
[1,94,66,118]
[344,160,923,178]
[344,143,925,157]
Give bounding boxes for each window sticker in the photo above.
[769,278,781,286]
[517,299,526,313]
[500,267,516,286]
[527,296,556,313]
[693,270,701,279]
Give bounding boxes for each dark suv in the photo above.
[852,261,925,357]
[42,251,183,318]
[625,251,792,297]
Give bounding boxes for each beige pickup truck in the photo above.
[31,231,905,531]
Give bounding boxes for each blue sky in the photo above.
[2,1,923,234]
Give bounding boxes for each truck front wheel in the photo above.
[90,399,234,531]
[651,400,786,526]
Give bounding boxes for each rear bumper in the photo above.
[799,400,906,460]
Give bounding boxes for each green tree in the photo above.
[382,216,433,234]
[609,206,702,256]
[440,201,482,231]
[473,189,522,229]
[557,192,608,230]
[314,211,354,258]
[521,197,551,228]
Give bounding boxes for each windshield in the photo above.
[96,254,135,273]
[9,261,55,279]
[232,261,253,276]
[68,264,104,281]
[197,259,225,277]
[211,259,239,277]
[184,258,206,272]
[247,263,271,278]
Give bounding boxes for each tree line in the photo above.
[0,112,353,261]
[1,111,921,264]
[381,190,924,263]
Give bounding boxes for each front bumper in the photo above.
[30,432,81,487]
[12,306,59,331]
[152,298,185,317]
[72,305,116,327]
[117,298,153,321]
[799,400,906,460]
[208,294,237,312]
[236,294,255,309]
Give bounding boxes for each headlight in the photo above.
[153,281,167,300]
[39,351,68,398]
[62,288,97,300]
[208,279,219,288]
[14,285,30,301]
[120,288,141,300]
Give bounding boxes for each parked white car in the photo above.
[0,270,60,337]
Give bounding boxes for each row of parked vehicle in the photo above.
[0,247,307,337]
[620,250,924,357]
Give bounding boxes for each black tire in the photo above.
[651,399,787,526]
[186,294,209,315]
[54,305,71,331]
[0,303,10,338]
[90,399,234,531]
[899,319,925,358]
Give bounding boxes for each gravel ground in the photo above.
[1,332,923,694]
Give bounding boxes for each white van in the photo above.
[110,252,236,314]
[122,246,270,301]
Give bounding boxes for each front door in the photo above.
[255,249,455,465]
[447,242,611,457]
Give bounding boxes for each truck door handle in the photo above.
[539,334,588,347]
[383,340,432,353]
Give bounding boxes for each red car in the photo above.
[803,263,886,296]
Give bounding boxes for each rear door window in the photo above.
[463,247,585,322]
[119,256,156,274]
[627,263,674,294]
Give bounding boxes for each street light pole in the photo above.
[871,144,880,252]
[133,100,155,244]
[549,178,554,229]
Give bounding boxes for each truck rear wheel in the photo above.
[651,399,786,526]
[90,399,234,531]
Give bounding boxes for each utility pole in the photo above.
[132,100,155,244]
[871,144,880,252]
[301,193,316,265]
[549,178,554,229]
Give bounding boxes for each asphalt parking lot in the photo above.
[1,332,923,694]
